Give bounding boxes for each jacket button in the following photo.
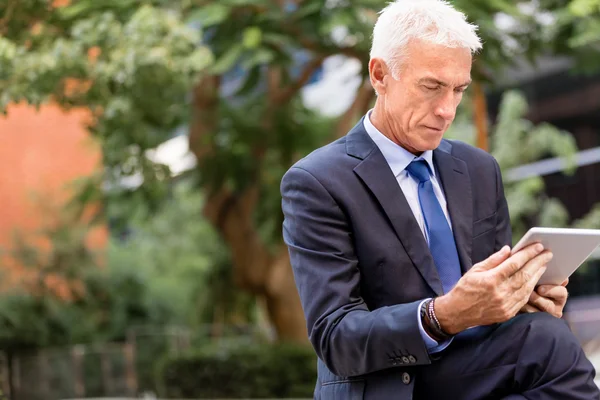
[402,356,409,364]
[408,355,416,363]
[402,372,411,385]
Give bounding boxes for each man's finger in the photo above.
[475,245,511,271]
[537,285,568,303]
[561,279,569,287]
[530,291,556,312]
[494,243,545,279]
[514,251,553,289]
[521,304,541,313]
[514,260,548,299]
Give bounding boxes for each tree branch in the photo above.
[279,22,369,65]
[189,76,273,293]
[0,0,17,35]
[473,80,489,151]
[267,66,283,104]
[274,55,326,104]
[202,185,273,292]
[298,36,368,64]
[335,78,375,138]
[188,76,220,161]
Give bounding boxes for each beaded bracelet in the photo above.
[420,299,444,341]
[427,298,452,340]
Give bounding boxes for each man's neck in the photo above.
[369,106,423,156]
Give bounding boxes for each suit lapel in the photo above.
[434,142,473,274]
[348,121,444,296]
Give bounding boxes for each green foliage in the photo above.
[2,0,588,227]
[0,202,100,349]
[446,90,599,243]
[0,181,240,350]
[2,0,599,251]
[535,0,600,72]
[108,181,256,327]
[574,204,600,228]
[1,0,211,213]
[452,0,548,75]
[202,98,334,244]
[0,238,172,350]
[0,293,71,350]
[159,343,317,398]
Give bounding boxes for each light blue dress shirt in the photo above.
[363,111,452,353]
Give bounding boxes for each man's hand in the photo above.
[434,243,553,335]
[521,279,569,318]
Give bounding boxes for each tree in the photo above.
[542,0,600,73]
[2,0,599,343]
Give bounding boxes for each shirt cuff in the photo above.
[417,299,453,354]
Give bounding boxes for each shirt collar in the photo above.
[363,110,435,178]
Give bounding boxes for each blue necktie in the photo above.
[406,159,462,294]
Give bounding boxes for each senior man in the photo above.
[280,0,599,399]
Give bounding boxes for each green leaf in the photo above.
[293,2,322,20]
[487,0,522,15]
[58,0,137,20]
[568,20,600,47]
[235,66,262,96]
[568,0,600,17]
[186,4,231,27]
[240,47,275,69]
[262,32,296,48]
[222,0,269,5]
[188,47,215,72]
[210,44,244,74]
[243,27,263,49]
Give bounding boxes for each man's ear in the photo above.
[369,58,390,95]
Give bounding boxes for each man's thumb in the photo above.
[476,245,511,271]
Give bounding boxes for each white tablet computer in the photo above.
[511,227,600,285]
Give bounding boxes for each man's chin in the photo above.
[418,136,444,152]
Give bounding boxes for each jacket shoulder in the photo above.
[446,139,499,168]
[287,136,355,178]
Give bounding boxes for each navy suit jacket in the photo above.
[281,119,512,399]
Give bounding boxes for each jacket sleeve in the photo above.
[492,157,512,250]
[281,166,431,377]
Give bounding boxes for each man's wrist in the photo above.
[421,299,452,341]
[434,294,462,335]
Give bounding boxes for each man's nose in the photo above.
[434,93,457,121]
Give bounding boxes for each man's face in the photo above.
[371,40,472,154]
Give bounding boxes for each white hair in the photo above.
[370,0,482,78]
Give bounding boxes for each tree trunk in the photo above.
[189,68,376,343]
[263,249,308,342]
[473,80,489,151]
[336,78,375,138]
[200,186,308,343]
[190,77,308,344]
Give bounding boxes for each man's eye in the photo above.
[425,86,439,91]
[455,87,467,93]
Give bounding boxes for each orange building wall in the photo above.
[0,103,107,294]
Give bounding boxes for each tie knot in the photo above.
[406,159,431,183]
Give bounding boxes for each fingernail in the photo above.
[535,243,544,252]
